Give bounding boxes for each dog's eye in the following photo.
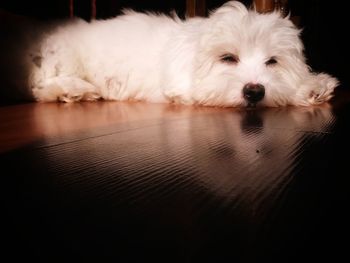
[220,54,239,64]
[265,57,277,66]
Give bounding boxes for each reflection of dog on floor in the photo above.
[29,1,338,107]
[167,105,335,216]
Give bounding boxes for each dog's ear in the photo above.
[209,1,248,18]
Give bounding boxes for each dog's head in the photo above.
[192,1,338,107]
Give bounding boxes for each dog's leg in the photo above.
[32,76,101,102]
[295,73,339,106]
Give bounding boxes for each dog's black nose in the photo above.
[243,83,265,104]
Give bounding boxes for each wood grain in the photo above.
[1,95,349,262]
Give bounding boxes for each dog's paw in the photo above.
[58,93,83,103]
[58,92,101,102]
[296,73,339,106]
[32,77,101,102]
[307,73,339,105]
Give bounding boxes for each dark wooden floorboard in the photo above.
[1,93,350,262]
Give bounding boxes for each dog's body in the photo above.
[28,1,338,107]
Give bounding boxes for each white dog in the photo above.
[29,1,338,107]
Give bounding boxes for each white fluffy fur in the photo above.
[29,1,339,107]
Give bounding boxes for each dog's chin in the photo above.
[244,102,267,109]
[243,98,285,108]
[246,102,259,109]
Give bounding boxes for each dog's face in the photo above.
[191,1,336,107]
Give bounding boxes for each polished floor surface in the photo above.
[1,90,350,262]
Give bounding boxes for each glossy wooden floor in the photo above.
[1,90,350,262]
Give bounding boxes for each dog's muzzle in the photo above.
[243,83,265,106]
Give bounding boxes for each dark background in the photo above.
[0,0,348,88]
